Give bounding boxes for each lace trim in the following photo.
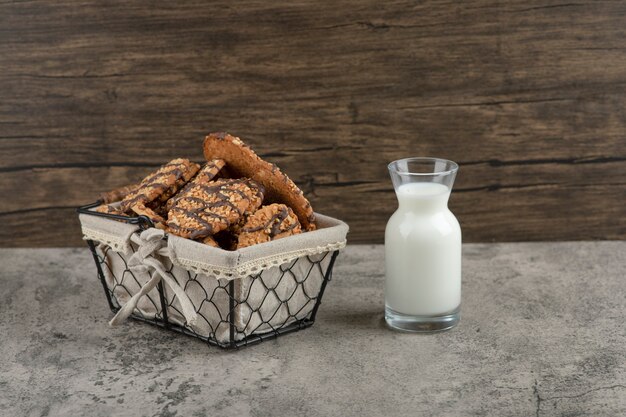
[174,240,346,279]
[83,225,346,280]
[82,227,131,253]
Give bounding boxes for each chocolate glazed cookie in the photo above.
[228,178,265,235]
[99,183,139,204]
[237,204,302,249]
[165,159,226,211]
[95,204,126,216]
[203,132,316,231]
[211,180,265,250]
[167,178,265,239]
[119,158,200,226]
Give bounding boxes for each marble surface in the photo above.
[0,243,624,417]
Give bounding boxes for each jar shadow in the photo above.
[323,310,387,330]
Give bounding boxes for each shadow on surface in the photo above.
[324,310,387,331]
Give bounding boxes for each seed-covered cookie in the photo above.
[223,178,265,246]
[203,132,316,231]
[234,178,265,225]
[99,183,139,204]
[210,179,264,250]
[119,158,200,228]
[95,204,126,216]
[131,204,168,229]
[199,235,220,248]
[193,159,227,184]
[120,159,200,211]
[166,178,264,239]
[237,204,302,249]
[165,159,226,211]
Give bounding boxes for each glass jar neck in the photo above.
[396,188,450,212]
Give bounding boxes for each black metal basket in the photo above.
[78,202,340,349]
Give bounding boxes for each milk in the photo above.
[385,182,462,316]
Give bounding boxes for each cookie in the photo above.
[220,178,265,245]
[166,178,264,239]
[131,204,168,229]
[165,159,226,211]
[99,183,139,204]
[235,178,265,225]
[199,236,220,248]
[244,179,265,215]
[237,204,302,249]
[120,159,200,212]
[95,204,126,216]
[203,132,316,231]
[193,159,227,184]
[119,159,200,228]
[155,160,202,204]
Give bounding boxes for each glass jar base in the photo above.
[385,306,460,333]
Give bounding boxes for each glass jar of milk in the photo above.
[385,157,461,332]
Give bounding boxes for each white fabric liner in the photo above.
[80,209,348,343]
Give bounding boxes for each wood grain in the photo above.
[1,0,625,246]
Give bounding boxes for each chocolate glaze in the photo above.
[172,160,224,200]
[248,181,265,199]
[122,161,190,208]
[169,207,217,238]
[242,206,298,238]
[167,178,263,237]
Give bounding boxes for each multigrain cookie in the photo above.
[131,204,169,229]
[165,159,226,211]
[233,178,265,227]
[237,204,302,249]
[95,204,126,216]
[120,159,200,226]
[221,178,266,247]
[99,183,139,204]
[193,159,227,184]
[120,159,200,211]
[167,178,265,239]
[155,159,202,204]
[203,132,316,231]
[244,180,265,215]
[199,235,220,248]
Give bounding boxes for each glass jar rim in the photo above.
[388,157,459,176]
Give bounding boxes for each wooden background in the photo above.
[1,1,625,246]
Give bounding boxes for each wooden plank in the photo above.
[1,162,624,246]
[3,183,625,247]
[1,208,80,247]
[1,160,624,212]
[1,93,626,170]
[0,0,625,245]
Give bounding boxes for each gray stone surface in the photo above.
[0,242,624,417]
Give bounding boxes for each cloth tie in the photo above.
[109,229,198,326]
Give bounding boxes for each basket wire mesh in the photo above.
[80,202,339,349]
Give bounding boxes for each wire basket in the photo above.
[78,202,346,349]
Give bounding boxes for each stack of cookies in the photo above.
[96,133,316,250]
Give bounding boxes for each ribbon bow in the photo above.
[109,229,198,327]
